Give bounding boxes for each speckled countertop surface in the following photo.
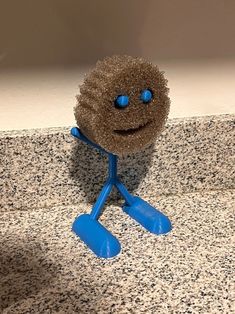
[1,114,234,211]
[1,114,234,313]
[1,189,234,314]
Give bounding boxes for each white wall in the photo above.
[0,0,234,130]
[1,0,235,67]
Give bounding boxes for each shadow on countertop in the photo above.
[0,240,59,312]
[0,239,113,313]
[69,140,155,205]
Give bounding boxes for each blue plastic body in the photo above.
[71,127,172,258]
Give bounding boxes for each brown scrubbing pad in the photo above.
[74,55,170,156]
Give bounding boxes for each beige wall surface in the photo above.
[0,0,234,130]
[0,0,235,68]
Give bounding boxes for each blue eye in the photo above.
[140,89,153,104]
[115,95,129,108]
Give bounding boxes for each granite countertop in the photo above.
[1,114,234,313]
[1,189,234,314]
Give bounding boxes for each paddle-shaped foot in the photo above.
[123,196,172,234]
[72,214,121,258]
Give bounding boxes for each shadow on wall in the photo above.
[69,140,155,205]
[0,0,146,68]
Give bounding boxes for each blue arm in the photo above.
[70,127,108,154]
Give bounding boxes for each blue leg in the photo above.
[90,180,113,220]
[122,196,172,235]
[115,179,135,206]
[72,214,121,258]
[72,179,121,258]
[115,177,172,234]
[115,178,171,234]
[70,137,126,258]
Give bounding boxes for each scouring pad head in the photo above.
[74,55,170,156]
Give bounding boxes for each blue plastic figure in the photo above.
[71,127,172,258]
[71,55,172,258]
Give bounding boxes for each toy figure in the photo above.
[71,55,172,258]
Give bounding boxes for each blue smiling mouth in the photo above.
[113,120,151,136]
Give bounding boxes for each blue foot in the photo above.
[72,214,121,258]
[123,196,172,235]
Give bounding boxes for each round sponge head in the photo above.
[74,55,170,156]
